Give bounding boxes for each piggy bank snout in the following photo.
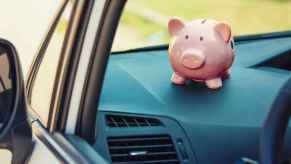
[181,49,205,69]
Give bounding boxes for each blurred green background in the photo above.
[112,0,291,51]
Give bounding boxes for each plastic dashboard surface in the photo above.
[99,36,291,163]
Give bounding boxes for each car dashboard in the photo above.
[95,34,291,164]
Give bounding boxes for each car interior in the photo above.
[2,0,291,164]
[93,29,291,163]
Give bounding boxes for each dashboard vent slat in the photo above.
[106,115,163,128]
[107,135,180,164]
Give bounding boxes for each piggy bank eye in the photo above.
[185,35,189,40]
[200,36,204,41]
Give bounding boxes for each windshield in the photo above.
[112,0,291,52]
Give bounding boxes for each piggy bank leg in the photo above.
[206,78,222,89]
[222,69,230,80]
[171,72,186,85]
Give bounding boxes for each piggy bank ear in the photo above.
[215,22,232,43]
[168,17,185,36]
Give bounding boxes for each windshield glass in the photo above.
[112,0,291,51]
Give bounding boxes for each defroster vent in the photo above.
[106,115,163,128]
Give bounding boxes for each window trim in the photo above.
[72,0,126,143]
[48,0,87,132]
[64,0,108,135]
[56,0,96,132]
[26,0,72,127]
[26,0,68,97]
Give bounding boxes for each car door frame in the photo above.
[26,0,76,130]
[27,0,127,145]
[24,0,106,163]
[25,0,126,163]
[77,0,126,143]
[26,0,91,131]
[58,0,127,144]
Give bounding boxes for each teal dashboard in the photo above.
[94,32,291,164]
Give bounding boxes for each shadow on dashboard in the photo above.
[255,49,291,71]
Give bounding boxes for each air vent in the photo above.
[106,115,163,128]
[107,135,180,164]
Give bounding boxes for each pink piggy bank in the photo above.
[168,17,235,89]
